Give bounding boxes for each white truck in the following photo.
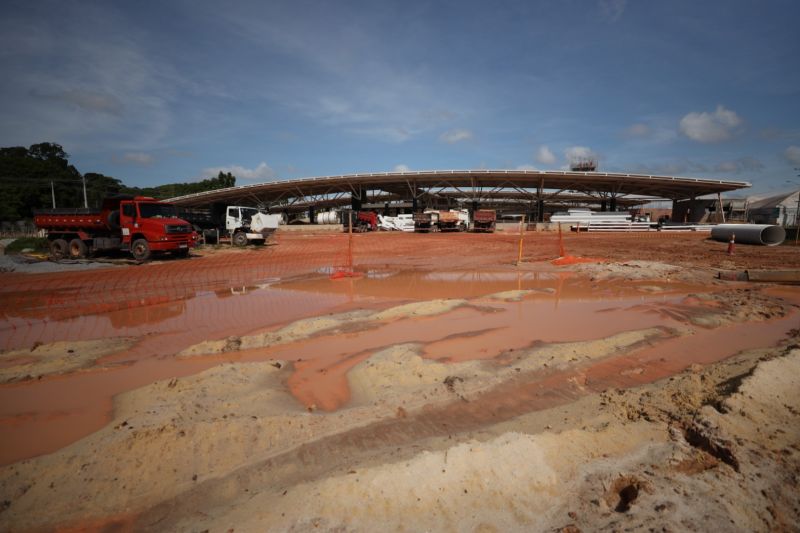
[226,206,283,246]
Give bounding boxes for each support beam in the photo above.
[351,186,363,211]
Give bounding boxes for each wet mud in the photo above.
[1,234,799,532]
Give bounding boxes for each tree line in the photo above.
[0,142,236,220]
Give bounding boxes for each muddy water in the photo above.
[0,269,792,466]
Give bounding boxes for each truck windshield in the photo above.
[240,207,260,221]
[139,203,178,219]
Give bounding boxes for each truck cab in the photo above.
[225,206,281,246]
[118,198,196,259]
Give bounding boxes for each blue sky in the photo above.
[1,0,799,193]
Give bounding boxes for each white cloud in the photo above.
[564,146,596,162]
[599,0,627,22]
[679,105,743,143]
[393,164,411,173]
[535,145,556,165]
[785,146,800,166]
[201,162,275,181]
[439,128,473,144]
[117,152,153,165]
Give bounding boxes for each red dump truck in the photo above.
[34,196,196,261]
[341,210,378,232]
[472,209,497,233]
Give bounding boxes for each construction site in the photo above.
[1,168,800,532]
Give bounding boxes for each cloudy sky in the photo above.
[1,0,798,193]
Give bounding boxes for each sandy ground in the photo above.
[0,338,137,383]
[0,233,799,532]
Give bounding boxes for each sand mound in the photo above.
[348,328,673,407]
[0,337,137,382]
[568,260,684,281]
[373,298,466,320]
[178,426,658,532]
[179,299,467,357]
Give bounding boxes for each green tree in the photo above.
[0,142,240,219]
[0,142,83,219]
[84,173,124,208]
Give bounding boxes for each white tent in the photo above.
[747,190,800,227]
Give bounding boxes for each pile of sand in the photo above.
[179,299,467,357]
[163,347,800,532]
[0,337,137,383]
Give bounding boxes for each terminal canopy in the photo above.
[167,169,751,211]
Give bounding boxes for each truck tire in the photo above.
[131,239,152,261]
[69,238,88,259]
[49,239,68,260]
[232,232,248,247]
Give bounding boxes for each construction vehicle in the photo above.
[378,214,415,232]
[34,196,196,261]
[181,205,282,246]
[437,209,470,232]
[224,206,281,246]
[341,210,378,232]
[413,211,439,232]
[472,209,497,233]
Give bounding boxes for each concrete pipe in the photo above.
[711,224,786,246]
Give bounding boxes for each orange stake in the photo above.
[347,211,353,271]
[558,223,565,257]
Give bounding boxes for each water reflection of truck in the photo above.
[181,205,283,246]
[34,196,196,261]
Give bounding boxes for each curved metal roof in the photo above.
[167,169,751,208]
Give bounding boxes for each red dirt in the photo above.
[0,231,799,466]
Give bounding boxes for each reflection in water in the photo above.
[280,268,704,303]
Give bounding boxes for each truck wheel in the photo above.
[131,239,151,261]
[49,239,68,260]
[69,239,88,259]
[232,232,248,247]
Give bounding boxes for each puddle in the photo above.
[0,268,793,466]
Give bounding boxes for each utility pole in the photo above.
[82,174,88,208]
[51,180,56,208]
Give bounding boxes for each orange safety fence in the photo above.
[0,228,717,351]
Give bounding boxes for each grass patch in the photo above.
[3,237,49,254]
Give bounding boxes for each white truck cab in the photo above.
[225,206,282,246]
